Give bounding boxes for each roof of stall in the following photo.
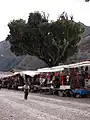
[50,61,90,69]
[0,72,20,78]
[66,61,90,68]
[37,67,50,71]
[37,67,64,73]
[21,71,40,77]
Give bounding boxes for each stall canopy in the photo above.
[37,67,64,73]
[37,67,50,71]
[21,71,40,77]
[50,61,90,69]
[51,65,67,70]
[0,72,20,78]
[66,61,90,68]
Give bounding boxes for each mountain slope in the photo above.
[0,41,47,71]
[78,35,90,60]
[80,23,90,38]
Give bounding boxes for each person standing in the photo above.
[24,83,30,100]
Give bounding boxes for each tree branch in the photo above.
[48,53,54,61]
[60,41,69,58]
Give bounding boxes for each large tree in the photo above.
[7,11,84,67]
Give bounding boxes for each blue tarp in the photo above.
[72,89,88,96]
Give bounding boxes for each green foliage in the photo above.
[6,11,84,67]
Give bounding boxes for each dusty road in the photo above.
[0,89,90,120]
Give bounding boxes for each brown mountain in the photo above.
[78,35,90,60]
[0,41,47,71]
[74,23,90,61]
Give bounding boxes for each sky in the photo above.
[0,0,90,41]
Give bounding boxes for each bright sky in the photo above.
[0,0,90,41]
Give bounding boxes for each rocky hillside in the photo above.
[0,41,47,71]
[75,23,90,61]
[0,23,90,71]
[80,23,90,38]
[66,23,90,63]
[78,35,90,60]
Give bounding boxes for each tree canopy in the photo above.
[6,11,84,67]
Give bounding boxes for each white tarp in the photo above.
[0,74,13,78]
[68,63,90,68]
[37,67,64,73]
[21,71,40,77]
[37,68,50,71]
[0,72,20,78]
[50,61,90,69]
[37,61,90,73]
[67,61,90,68]
[51,65,67,69]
